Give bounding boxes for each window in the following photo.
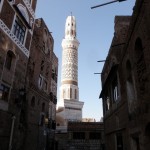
[0,84,10,102]
[112,76,119,102]
[5,51,13,70]
[132,137,140,150]
[71,30,73,35]
[73,132,85,139]
[89,132,101,140]
[38,75,43,88]
[70,88,72,98]
[75,89,77,99]
[116,133,123,150]
[12,16,26,44]
[126,60,135,114]
[106,96,110,111]
[0,0,4,12]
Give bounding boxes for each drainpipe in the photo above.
[8,115,16,150]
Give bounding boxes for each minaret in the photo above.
[58,15,84,122]
[61,15,79,101]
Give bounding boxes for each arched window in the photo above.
[134,38,146,94]
[5,51,13,70]
[5,50,15,70]
[126,60,135,114]
[75,89,77,99]
[17,4,29,23]
[31,96,35,107]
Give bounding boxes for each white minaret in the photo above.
[57,15,84,123]
[61,15,79,101]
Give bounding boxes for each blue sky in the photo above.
[36,0,136,121]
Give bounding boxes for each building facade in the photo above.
[25,18,58,150]
[0,0,37,149]
[67,122,104,150]
[100,0,150,150]
[55,122,104,150]
[0,1,58,150]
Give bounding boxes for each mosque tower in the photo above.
[57,15,84,124]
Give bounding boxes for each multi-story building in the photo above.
[25,18,58,150]
[0,0,37,149]
[100,15,131,150]
[0,1,58,150]
[100,0,150,150]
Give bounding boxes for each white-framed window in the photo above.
[12,16,26,44]
[0,0,4,12]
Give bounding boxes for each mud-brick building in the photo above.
[100,0,150,150]
[100,15,131,150]
[0,0,37,149]
[56,121,104,150]
[25,18,58,150]
[67,122,104,150]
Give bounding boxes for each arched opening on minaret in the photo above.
[70,88,72,99]
[75,89,77,99]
